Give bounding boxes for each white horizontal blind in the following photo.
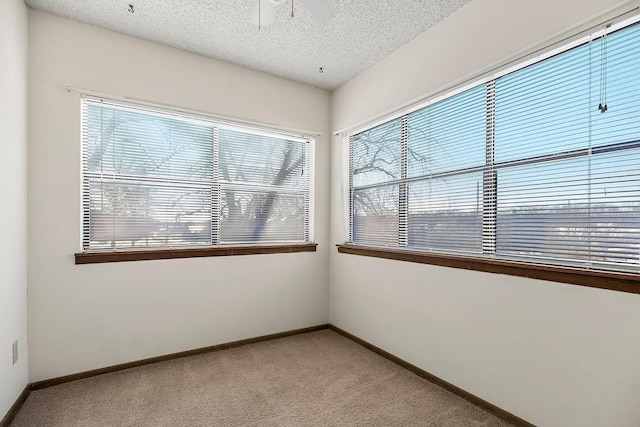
[495,22,640,272]
[348,19,640,274]
[406,85,486,253]
[350,119,402,246]
[218,128,310,244]
[350,86,487,253]
[82,99,312,251]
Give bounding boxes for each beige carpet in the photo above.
[12,330,512,426]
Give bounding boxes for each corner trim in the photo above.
[0,385,30,427]
[30,324,328,390]
[328,324,536,427]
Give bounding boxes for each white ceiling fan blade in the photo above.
[250,0,278,28]
[298,0,334,25]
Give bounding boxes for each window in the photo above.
[81,98,313,256]
[346,19,640,277]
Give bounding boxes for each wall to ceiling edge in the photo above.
[27,9,331,383]
[0,0,29,419]
[329,1,640,426]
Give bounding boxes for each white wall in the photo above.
[28,10,330,383]
[0,0,29,418]
[330,1,640,426]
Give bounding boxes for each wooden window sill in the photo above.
[336,244,640,295]
[76,243,317,265]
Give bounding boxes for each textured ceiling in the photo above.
[24,0,472,90]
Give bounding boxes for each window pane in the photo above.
[590,148,640,270]
[219,129,307,188]
[218,128,310,244]
[352,185,399,246]
[407,85,486,177]
[87,180,211,250]
[497,158,590,263]
[346,21,640,276]
[495,41,591,163]
[84,102,214,181]
[82,99,313,251]
[220,188,306,244]
[351,119,402,187]
[408,173,483,253]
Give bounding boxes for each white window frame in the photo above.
[342,12,640,282]
[79,95,315,256]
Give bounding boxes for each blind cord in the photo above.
[598,24,611,113]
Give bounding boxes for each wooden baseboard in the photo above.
[0,385,30,427]
[30,324,329,390]
[328,324,536,427]
[8,324,534,427]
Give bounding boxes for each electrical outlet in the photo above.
[12,340,18,365]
